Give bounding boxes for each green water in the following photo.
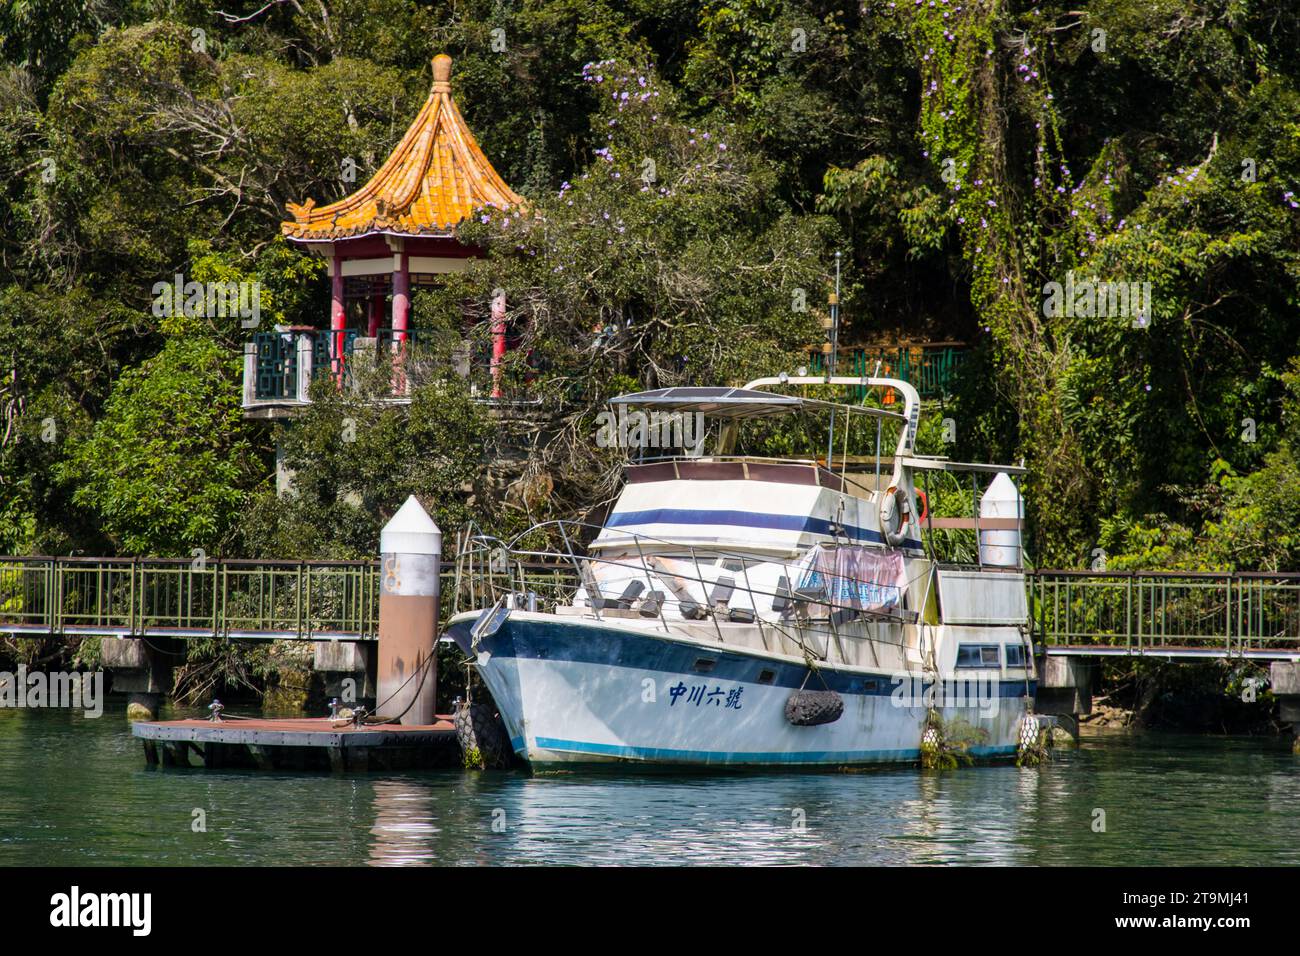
[2,704,1298,866]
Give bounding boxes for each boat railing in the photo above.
[451,519,937,659]
[626,455,821,466]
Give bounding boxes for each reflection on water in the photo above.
[2,705,1298,866]
[369,780,442,866]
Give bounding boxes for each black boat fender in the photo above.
[455,698,515,769]
[785,689,844,726]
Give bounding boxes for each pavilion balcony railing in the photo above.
[806,344,967,399]
[243,327,532,409]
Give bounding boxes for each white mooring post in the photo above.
[978,472,1024,568]
[377,495,442,726]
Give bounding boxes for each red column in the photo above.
[490,288,506,399]
[330,254,346,385]
[392,252,410,394]
[392,253,410,341]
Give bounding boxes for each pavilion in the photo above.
[243,54,522,416]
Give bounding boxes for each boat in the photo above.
[445,374,1036,769]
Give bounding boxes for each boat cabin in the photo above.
[591,380,925,558]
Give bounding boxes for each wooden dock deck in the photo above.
[133,716,460,771]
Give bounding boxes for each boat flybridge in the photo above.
[447,375,1036,769]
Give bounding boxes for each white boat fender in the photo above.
[879,485,912,547]
[785,689,844,726]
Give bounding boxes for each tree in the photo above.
[61,336,264,555]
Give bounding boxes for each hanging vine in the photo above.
[892,0,1103,559]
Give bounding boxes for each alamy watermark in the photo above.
[151,273,261,328]
[50,886,150,936]
[595,407,705,453]
[1042,270,1151,325]
[890,672,1000,718]
[0,667,104,718]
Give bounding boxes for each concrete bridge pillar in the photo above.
[312,640,376,707]
[102,637,175,721]
[1270,662,1300,754]
[1033,654,1093,742]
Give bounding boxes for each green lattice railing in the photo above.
[806,345,967,399]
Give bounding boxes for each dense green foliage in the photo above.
[1,0,1298,582]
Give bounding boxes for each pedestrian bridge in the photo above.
[1033,570,1300,662]
[2,557,1300,660]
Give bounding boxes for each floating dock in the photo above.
[132,716,460,771]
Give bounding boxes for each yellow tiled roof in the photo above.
[282,55,522,241]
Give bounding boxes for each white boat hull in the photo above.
[448,611,1032,769]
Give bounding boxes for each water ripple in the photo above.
[1,708,1297,866]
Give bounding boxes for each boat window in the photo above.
[1005,644,1027,668]
[955,644,1001,668]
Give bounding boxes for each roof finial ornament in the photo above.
[431,54,452,92]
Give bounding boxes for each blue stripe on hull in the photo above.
[531,737,1018,765]
[604,507,923,551]
[449,615,1034,699]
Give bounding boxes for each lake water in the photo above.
[2,704,1298,866]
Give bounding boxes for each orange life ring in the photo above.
[916,489,929,524]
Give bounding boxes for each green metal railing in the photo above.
[254,327,450,400]
[806,345,967,399]
[5,557,1300,656]
[0,556,576,641]
[0,557,381,640]
[251,327,533,404]
[1032,571,1300,656]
